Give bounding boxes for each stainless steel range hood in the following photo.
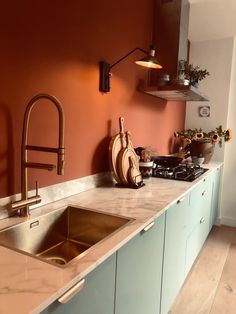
[140,0,209,102]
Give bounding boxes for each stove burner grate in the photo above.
[152,163,208,182]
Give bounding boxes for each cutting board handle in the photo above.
[119,117,125,134]
[126,131,131,148]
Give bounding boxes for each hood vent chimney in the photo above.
[140,0,208,101]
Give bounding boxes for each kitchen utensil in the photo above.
[118,132,140,185]
[108,117,125,183]
[152,156,183,167]
[128,156,143,186]
[139,161,154,178]
[134,146,145,157]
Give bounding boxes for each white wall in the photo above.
[220,37,236,226]
[185,37,234,161]
[189,0,236,42]
[185,37,236,225]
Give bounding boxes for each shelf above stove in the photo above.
[139,84,209,102]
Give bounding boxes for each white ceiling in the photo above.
[189,0,236,42]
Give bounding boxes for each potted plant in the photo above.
[174,126,232,163]
[178,60,210,87]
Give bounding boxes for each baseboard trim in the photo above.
[217,216,236,228]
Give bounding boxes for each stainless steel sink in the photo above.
[0,206,132,267]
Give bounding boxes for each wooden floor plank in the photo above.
[210,229,236,314]
[170,226,236,314]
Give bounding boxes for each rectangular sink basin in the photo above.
[0,206,132,267]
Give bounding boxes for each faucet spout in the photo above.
[11,93,65,217]
[58,147,65,175]
[22,93,65,174]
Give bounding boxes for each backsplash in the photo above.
[0,172,112,221]
[0,0,186,199]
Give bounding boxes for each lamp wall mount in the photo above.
[99,61,111,93]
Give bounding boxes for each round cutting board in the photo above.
[108,117,125,184]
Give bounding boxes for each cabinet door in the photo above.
[161,194,190,314]
[199,175,213,241]
[42,253,116,314]
[185,175,213,275]
[115,213,165,314]
[189,175,213,237]
[210,166,222,228]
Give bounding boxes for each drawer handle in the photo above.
[58,279,85,304]
[143,221,155,232]
[200,217,205,224]
[177,197,185,204]
[202,190,206,196]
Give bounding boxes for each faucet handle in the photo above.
[11,181,42,214]
[34,180,41,205]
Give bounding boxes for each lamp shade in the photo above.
[135,48,162,69]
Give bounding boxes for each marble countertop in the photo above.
[0,162,222,314]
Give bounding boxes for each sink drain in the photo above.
[46,256,67,265]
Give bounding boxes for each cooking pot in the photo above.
[152,156,183,167]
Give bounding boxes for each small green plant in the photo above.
[178,60,210,86]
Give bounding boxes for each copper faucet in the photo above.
[11,93,65,217]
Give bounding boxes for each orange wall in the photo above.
[0,0,186,198]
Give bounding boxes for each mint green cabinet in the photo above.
[115,213,165,314]
[210,166,222,228]
[42,166,222,314]
[161,194,190,314]
[185,175,213,275]
[42,253,116,314]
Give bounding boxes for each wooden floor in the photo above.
[170,225,236,314]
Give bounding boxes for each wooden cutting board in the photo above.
[128,156,143,186]
[108,117,125,184]
[117,131,140,185]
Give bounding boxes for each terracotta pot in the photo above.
[190,140,214,164]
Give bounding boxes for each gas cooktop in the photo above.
[152,163,208,182]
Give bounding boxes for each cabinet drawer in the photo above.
[188,175,213,234]
[185,213,209,275]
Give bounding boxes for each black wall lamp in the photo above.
[99,46,162,93]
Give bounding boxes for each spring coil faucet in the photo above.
[11,93,65,217]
